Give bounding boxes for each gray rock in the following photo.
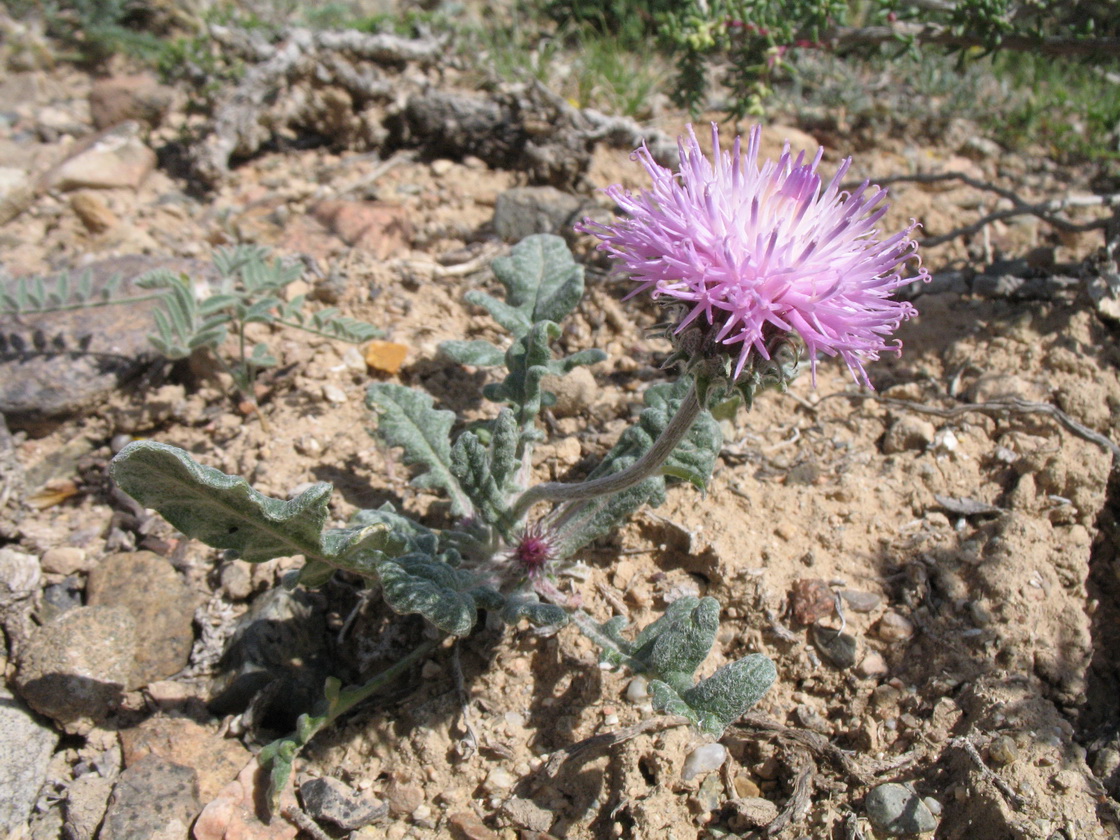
[0,256,214,432]
[300,776,387,831]
[839,589,882,613]
[0,685,58,834]
[15,605,137,731]
[812,626,858,670]
[64,773,115,840]
[86,551,197,687]
[865,782,939,835]
[492,186,584,242]
[100,755,199,840]
[502,796,553,833]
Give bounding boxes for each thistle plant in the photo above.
[108,124,926,811]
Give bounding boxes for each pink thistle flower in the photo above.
[512,523,555,580]
[578,124,929,388]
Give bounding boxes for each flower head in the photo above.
[578,123,928,389]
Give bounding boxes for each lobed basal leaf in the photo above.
[366,383,472,518]
[465,234,586,338]
[110,442,407,577]
[373,555,502,636]
[110,441,331,562]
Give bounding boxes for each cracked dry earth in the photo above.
[2,53,1120,840]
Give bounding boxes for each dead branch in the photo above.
[951,736,1028,810]
[827,22,1120,60]
[824,393,1120,460]
[842,171,1120,247]
[193,26,446,185]
[738,713,873,786]
[765,747,815,837]
[537,716,690,778]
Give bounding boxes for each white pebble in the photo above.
[322,383,347,404]
[626,676,650,703]
[681,743,727,781]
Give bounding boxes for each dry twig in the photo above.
[281,804,333,840]
[765,748,814,837]
[951,736,1028,810]
[819,393,1120,460]
[537,716,690,778]
[841,171,1120,247]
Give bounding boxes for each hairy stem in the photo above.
[510,383,701,520]
[568,609,643,673]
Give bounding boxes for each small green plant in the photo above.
[108,125,927,812]
[8,0,167,64]
[0,246,381,421]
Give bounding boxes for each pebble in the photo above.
[363,340,408,375]
[446,811,500,840]
[682,743,727,781]
[988,734,1018,766]
[876,611,915,642]
[119,716,251,803]
[310,200,412,259]
[51,124,157,191]
[64,773,115,840]
[839,589,882,612]
[192,757,298,840]
[15,605,137,731]
[626,675,650,702]
[39,577,83,622]
[86,551,197,687]
[865,782,939,835]
[502,796,554,832]
[383,775,424,817]
[300,777,387,831]
[790,578,835,625]
[858,650,890,679]
[0,686,58,835]
[0,547,40,594]
[483,767,516,793]
[40,546,90,575]
[89,74,174,130]
[731,797,779,829]
[811,625,858,670]
[322,383,348,404]
[219,560,254,601]
[99,755,199,840]
[541,366,598,416]
[882,416,936,454]
[70,190,119,232]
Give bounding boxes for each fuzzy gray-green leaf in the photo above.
[501,592,569,628]
[682,654,776,735]
[490,234,586,332]
[439,340,506,368]
[450,432,509,530]
[633,596,719,692]
[366,384,471,518]
[109,441,329,563]
[373,555,497,636]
